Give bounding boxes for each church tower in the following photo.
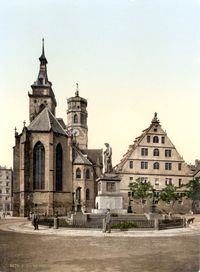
[67,84,88,149]
[28,39,57,122]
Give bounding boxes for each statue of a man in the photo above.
[104,143,112,173]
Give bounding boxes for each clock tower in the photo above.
[67,84,88,149]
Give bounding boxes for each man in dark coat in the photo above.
[32,212,39,230]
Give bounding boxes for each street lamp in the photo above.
[127,191,133,213]
[76,187,82,212]
[151,187,157,213]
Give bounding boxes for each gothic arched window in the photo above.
[56,143,63,191]
[153,162,159,170]
[74,114,78,124]
[153,136,159,143]
[76,168,81,179]
[153,149,159,156]
[33,141,45,189]
[86,189,90,201]
[86,169,90,179]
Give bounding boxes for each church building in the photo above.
[13,41,102,216]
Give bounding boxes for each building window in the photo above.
[178,179,182,187]
[140,177,148,183]
[165,178,172,185]
[106,182,116,192]
[155,178,159,186]
[74,114,78,124]
[165,163,172,170]
[129,161,133,169]
[6,182,9,186]
[153,162,159,170]
[86,188,90,201]
[6,188,9,194]
[161,136,165,144]
[178,163,182,171]
[147,136,150,143]
[86,169,90,179]
[153,136,159,143]
[141,161,148,169]
[56,143,63,191]
[141,148,148,156]
[81,113,86,125]
[165,149,172,157]
[33,141,45,190]
[76,168,81,179]
[129,177,133,182]
[153,149,159,156]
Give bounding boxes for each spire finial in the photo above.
[39,38,47,64]
[151,112,160,124]
[75,83,79,97]
[14,127,18,137]
[42,38,44,55]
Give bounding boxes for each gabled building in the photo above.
[13,41,102,216]
[114,113,193,212]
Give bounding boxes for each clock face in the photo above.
[72,128,79,137]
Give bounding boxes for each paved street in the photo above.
[0,218,199,272]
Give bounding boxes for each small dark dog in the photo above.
[187,217,195,224]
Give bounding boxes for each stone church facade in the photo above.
[13,41,102,216]
[114,113,194,213]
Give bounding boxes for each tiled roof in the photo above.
[82,149,103,166]
[27,107,67,136]
[73,147,93,166]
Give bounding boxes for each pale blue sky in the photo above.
[1,0,200,167]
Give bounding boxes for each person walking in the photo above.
[32,211,39,230]
[103,209,111,233]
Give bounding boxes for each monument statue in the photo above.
[104,143,112,173]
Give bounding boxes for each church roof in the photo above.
[73,147,93,166]
[27,107,67,136]
[82,149,103,167]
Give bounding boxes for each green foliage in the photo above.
[129,178,153,202]
[112,222,138,229]
[159,184,181,205]
[184,177,200,201]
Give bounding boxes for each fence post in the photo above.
[54,215,59,229]
[154,218,159,230]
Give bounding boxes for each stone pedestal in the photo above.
[92,173,126,214]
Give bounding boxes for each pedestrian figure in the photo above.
[32,211,39,230]
[103,209,111,233]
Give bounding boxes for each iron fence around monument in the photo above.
[158,218,186,230]
[38,216,186,230]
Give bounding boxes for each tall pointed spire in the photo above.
[39,38,48,65]
[32,38,51,87]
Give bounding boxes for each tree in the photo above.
[129,178,153,211]
[184,177,200,214]
[159,184,182,213]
